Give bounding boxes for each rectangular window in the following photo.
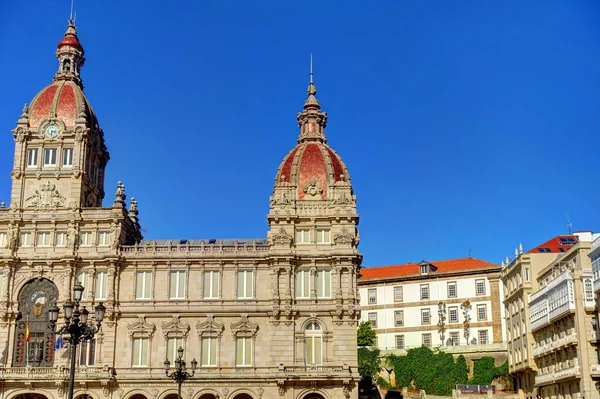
[236,337,252,366]
[422,333,432,347]
[43,148,57,166]
[20,232,31,247]
[0,233,5,248]
[476,279,486,295]
[368,312,377,328]
[295,270,310,299]
[450,332,459,346]
[525,268,530,282]
[394,310,404,326]
[368,288,377,304]
[477,304,487,321]
[295,229,310,244]
[97,231,110,246]
[167,337,184,363]
[36,232,50,247]
[203,270,219,299]
[77,271,88,300]
[316,270,331,298]
[136,271,152,300]
[201,337,217,366]
[420,264,428,274]
[170,270,186,299]
[394,286,403,302]
[237,270,253,299]
[449,306,458,323]
[306,334,323,365]
[447,282,457,298]
[395,335,405,349]
[55,232,66,247]
[79,338,96,366]
[479,330,488,345]
[315,229,330,244]
[27,148,39,168]
[421,308,430,324]
[62,148,73,167]
[132,338,149,367]
[80,232,91,246]
[95,271,107,300]
[420,284,429,300]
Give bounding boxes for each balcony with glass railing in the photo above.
[535,365,581,386]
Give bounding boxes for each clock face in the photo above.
[44,124,59,138]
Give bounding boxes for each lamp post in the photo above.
[164,347,197,399]
[48,283,106,399]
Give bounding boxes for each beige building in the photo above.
[0,21,362,399]
[502,233,600,399]
[358,257,506,360]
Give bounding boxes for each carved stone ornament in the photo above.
[14,127,27,143]
[334,227,354,245]
[303,177,323,200]
[230,314,259,337]
[161,315,190,338]
[10,168,23,179]
[270,191,294,206]
[127,316,156,338]
[331,191,354,206]
[150,388,159,399]
[25,181,66,210]
[271,228,293,246]
[6,225,18,252]
[257,388,264,399]
[343,383,351,399]
[221,389,229,399]
[277,380,286,396]
[196,314,224,338]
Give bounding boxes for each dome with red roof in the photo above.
[23,20,96,131]
[274,78,351,200]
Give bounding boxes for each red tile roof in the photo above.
[526,235,578,254]
[359,258,497,280]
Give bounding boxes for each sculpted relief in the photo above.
[25,181,66,210]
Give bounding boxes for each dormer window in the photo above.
[420,263,428,275]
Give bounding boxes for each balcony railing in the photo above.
[535,365,581,386]
[590,364,600,376]
[0,366,113,380]
[532,332,578,359]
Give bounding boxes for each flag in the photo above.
[25,321,30,343]
[54,335,63,350]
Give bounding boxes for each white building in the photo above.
[358,258,506,351]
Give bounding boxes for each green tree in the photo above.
[358,347,381,379]
[469,357,510,385]
[454,355,469,385]
[357,321,377,347]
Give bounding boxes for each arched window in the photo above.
[305,321,322,365]
[63,60,71,73]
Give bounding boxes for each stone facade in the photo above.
[0,21,362,399]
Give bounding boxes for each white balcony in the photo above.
[590,364,600,376]
[535,365,581,386]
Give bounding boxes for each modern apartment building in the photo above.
[358,258,505,351]
[503,233,600,399]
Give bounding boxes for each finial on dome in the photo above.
[296,55,328,144]
[54,16,85,86]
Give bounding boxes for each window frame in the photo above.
[476,279,486,296]
[447,281,457,298]
[55,232,66,247]
[97,231,110,246]
[394,310,404,326]
[393,286,403,302]
[170,270,186,300]
[422,333,432,347]
[449,306,459,323]
[305,322,323,365]
[235,336,253,367]
[368,288,377,304]
[80,232,92,246]
[315,228,331,244]
[478,330,488,345]
[421,308,430,325]
[27,148,39,168]
[62,148,73,167]
[36,232,51,247]
[77,271,88,301]
[477,304,487,321]
[132,337,149,367]
[203,270,219,299]
[237,270,254,299]
[316,269,331,298]
[295,270,311,299]
[395,335,405,350]
[295,229,311,244]
[166,337,184,363]
[420,284,429,300]
[20,232,31,247]
[135,270,153,300]
[79,338,96,366]
[95,271,107,300]
[450,331,459,346]
[43,148,57,167]
[368,312,377,328]
[201,337,218,367]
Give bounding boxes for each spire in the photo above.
[54,19,85,87]
[296,55,328,143]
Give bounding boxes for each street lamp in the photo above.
[48,283,106,399]
[164,346,197,399]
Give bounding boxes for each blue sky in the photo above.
[1,1,599,267]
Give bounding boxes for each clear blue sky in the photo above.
[1,1,599,267]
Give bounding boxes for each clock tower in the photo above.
[9,20,108,211]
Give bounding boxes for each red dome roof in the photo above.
[58,35,84,53]
[28,81,96,129]
[275,141,350,200]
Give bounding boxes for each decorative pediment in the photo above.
[161,315,190,338]
[303,177,323,200]
[230,314,259,337]
[196,314,224,338]
[127,316,156,338]
[25,181,66,210]
[271,228,293,246]
[334,228,354,245]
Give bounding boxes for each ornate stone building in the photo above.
[0,21,362,399]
